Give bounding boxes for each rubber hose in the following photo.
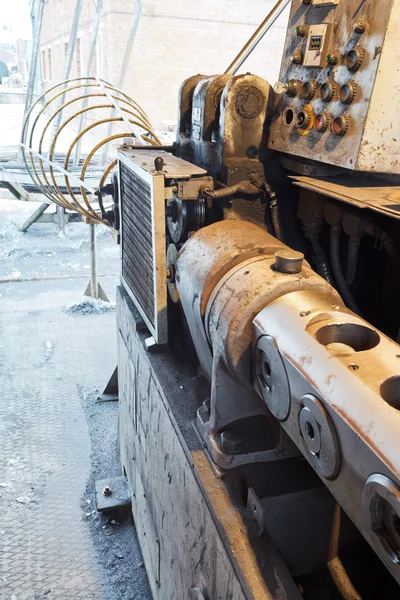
[205,181,260,200]
[330,224,361,314]
[310,237,336,287]
[346,234,361,285]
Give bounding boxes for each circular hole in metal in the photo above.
[284,108,295,126]
[305,421,315,440]
[380,376,400,409]
[263,360,271,378]
[316,323,380,352]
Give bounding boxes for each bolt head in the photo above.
[274,249,304,274]
[103,486,112,496]
[220,430,243,454]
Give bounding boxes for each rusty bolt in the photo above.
[102,486,112,496]
[220,430,244,454]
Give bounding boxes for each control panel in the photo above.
[268,0,400,174]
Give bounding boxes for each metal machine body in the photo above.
[269,0,400,173]
[116,2,400,598]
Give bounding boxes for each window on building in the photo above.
[76,38,81,77]
[48,48,52,80]
[41,49,46,80]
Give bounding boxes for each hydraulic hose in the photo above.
[265,183,282,241]
[303,222,335,286]
[346,234,362,285]
[205,181,260,200]
[330,224,361,315]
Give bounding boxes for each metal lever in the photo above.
[225,0,291,75]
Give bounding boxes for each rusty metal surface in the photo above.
[117,286,301,600]
[291,174,400,219]
[177,220,286,381]
[268,0,398,173]
[253,290,400,585]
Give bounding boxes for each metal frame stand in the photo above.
[19,204,83,232]
[83,222,109,301]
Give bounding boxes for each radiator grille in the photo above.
[120,162,155,328]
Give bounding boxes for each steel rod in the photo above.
[90,223,98,299]
[224,0,291,75]
[19,202,49,232]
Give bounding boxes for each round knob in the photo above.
[301,80,318,100]
[297,107,313,130]
[275,249,304,274]
[345,47,365,71]
[339,81,358,104]
[295,25,308,37]
[286,79,301,97]
[290,53,303,65]
[314,112,332,133]
[154,156,164,171]
[332,114,350,136]
[319,80,337,102]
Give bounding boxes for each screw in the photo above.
[300,310,311,317]
[103,486,112,496]
[349,364,360,371]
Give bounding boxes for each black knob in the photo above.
[154,156,164,171]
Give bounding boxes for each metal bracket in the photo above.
[95,475,131,512]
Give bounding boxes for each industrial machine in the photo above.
[113,1,400,598]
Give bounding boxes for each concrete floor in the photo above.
[0,199,152,600]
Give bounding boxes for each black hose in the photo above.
[346,234,362,285]
[302,222,335,286]
[265,183,282,241]
[330,224,361,314]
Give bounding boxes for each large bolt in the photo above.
[274,249,304,274]
[220,430,243,454]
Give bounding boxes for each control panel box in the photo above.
[268,0,400,174]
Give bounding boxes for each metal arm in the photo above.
[225,0,291,75]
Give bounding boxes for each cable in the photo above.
[330,224,361,315]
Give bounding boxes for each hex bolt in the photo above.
[220,430,244,454]
[102,486,112,496]
[274,249,304,274]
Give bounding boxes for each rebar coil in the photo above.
[21,76,162,227]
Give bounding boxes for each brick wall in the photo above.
[40,0,289,129]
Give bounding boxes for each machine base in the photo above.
[117,286,301,600]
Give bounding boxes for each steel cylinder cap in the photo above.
[274,249,304,274]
